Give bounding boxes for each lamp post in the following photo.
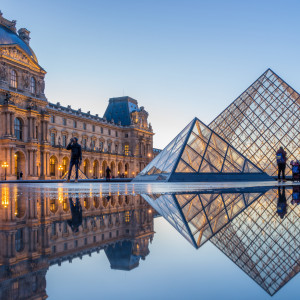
[58,165,63,178]
[2,162,9,181]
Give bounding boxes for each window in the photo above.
[91,140,95,150]
[50,157,56,176]
[125,133,129,138]
[15,229,24,252]
[64,243,68,250]
[51,133,56,146]
[124,145,129,156]
[51,115,55,123]
[115,144,118,153]
[73,120,77,128]
[92,125,95,132]
[125,211,130,223]
[83,123,86,130]
[99,141,103,151]
[10,70,17,88]
[14,118,23,141]
[108,129,111,135]
[101,127,103,134]
[108,143,111,153]
[30,77,36,93]
[63,118,67,126]
[82,138,87,148]
[116,131,118,137]
[62,135,67,147]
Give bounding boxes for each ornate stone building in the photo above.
[0,186,155,299]
[0,12,154,180]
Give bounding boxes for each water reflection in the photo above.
[0,188,154,300]
[1,184,300,299]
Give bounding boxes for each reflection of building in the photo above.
[0,12,154,180]
[0,186,154,299]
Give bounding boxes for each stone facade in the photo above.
[0,12,154,180]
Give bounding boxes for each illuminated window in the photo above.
[50,157,56,176]
[10,70,17,88]
[125,211,130,223]
[99,141,103,151]
[124,145,129,156]
[30,77,36,93]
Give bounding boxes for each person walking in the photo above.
[105,166,111,182]
[66,137,82,183]
[276,146,287,182]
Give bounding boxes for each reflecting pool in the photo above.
[0,182,299,300]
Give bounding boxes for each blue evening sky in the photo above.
[2,0,300,148]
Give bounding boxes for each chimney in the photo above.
[18,28,31,44]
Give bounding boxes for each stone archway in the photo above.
[125,163,129,178]
[93,160,99,178]
[118,162,123,178]
[83,159,90,177]
[14,151,26,179]
[102,161,107,178]
[111,161,116,178]
[62,157,69,177]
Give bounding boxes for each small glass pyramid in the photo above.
[210,69,300,176]
[135,118,271,182]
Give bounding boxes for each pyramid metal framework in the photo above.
[135,118,271,182]
[210,69,300,176]
[211,188,300,296]
[62,169,88,180]
[141,188,269,248]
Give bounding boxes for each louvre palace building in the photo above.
[0,12,154,180]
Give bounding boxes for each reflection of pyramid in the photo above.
[141,188,269,248]
[135,118,271,181]
[211,188,299,296]
[210,69,300,176]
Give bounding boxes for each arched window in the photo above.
[14,118,23,141]
[50,157,56,176]
[10,70,17,88]
[30,77,36,93]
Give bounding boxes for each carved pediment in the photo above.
[0,45,44,72]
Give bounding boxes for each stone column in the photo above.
[33,150,37,176]
[33,118,36,139]
[27,150,31,176]
[45,121,49,142]
[10,112,15,136]
[4,112,8,135]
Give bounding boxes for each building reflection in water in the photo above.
[142,186,299,296]
[0,186,154,300]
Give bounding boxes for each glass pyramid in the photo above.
[136,118,271,181]
[141,188,269,248]
[209,69,300,176]
[211,187,299,296]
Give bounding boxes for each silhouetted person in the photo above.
[276,146,287,182]
[277,186,287,219]
[19,171,23,180]
[66,137,82,183]
[67,196,82,232]
[106,166,111,182]
[292,185,300,205]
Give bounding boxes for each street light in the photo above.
[1,162,9,181]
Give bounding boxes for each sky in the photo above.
[2,0,300,149]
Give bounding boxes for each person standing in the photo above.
[19,171,23,180]
[105,166,111,182]
[67,195,82,232]
[66,137,82,183]
[276,146,287,182]
[277,186,287,219]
